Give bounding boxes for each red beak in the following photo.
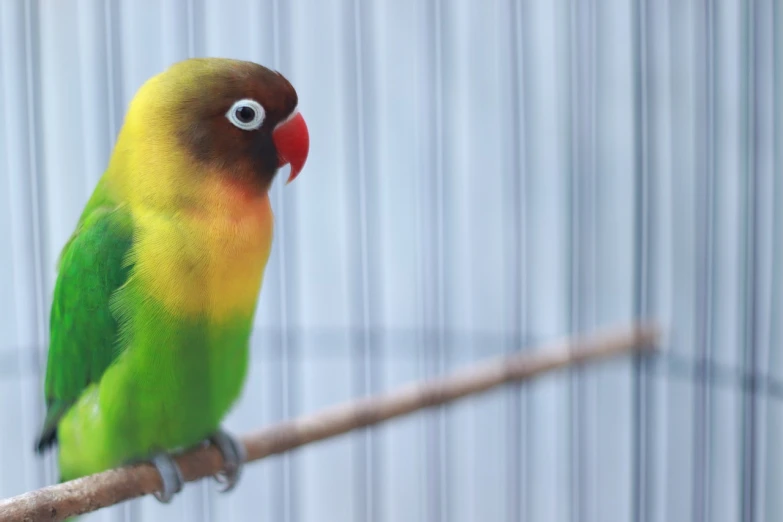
[273,111,309,184]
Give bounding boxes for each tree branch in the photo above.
[0,323,660,521]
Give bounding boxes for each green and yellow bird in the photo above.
[34,57,309,501]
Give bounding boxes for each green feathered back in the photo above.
[36,186,134,452]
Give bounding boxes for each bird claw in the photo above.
[151,453,184,503]
[210,429,246,493]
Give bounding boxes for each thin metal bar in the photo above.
[424,0,448,521]
[692,0,716,520]
[750,1,775,518]
[772,22,783,520]
[506,0,527,520]
[186,0,195,58]
[632,0,652,519]
[348,0,377,520]
[104,0,122,142]
[411,0,429,517]
[567,1,579,519]
[773,0,782,421]
[435,0,449,508]
[740,0,759,520]
[642,350,783,402]
[577,2,599,517]
[703,1,716,519]
[269,2,296,521]
[567,0,591,519]
[586,4,598,516]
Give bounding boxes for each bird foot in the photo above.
[151,453,184,503]
[210,428,246,493]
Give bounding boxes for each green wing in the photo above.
[35,204,134,453]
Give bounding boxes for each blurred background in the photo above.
[0,0,781,521]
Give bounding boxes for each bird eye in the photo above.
[226,99,265,130]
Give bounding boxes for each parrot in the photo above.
[34,57,309,503]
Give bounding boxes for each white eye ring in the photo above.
[225,99,266,131]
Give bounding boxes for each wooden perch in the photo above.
[0,323,659,522]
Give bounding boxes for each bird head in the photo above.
[115,58,309,199]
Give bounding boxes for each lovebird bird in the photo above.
[34,57,309,502]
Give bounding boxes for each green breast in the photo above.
[57,283,254,481]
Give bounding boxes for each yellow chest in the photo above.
[130,194,274,321]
